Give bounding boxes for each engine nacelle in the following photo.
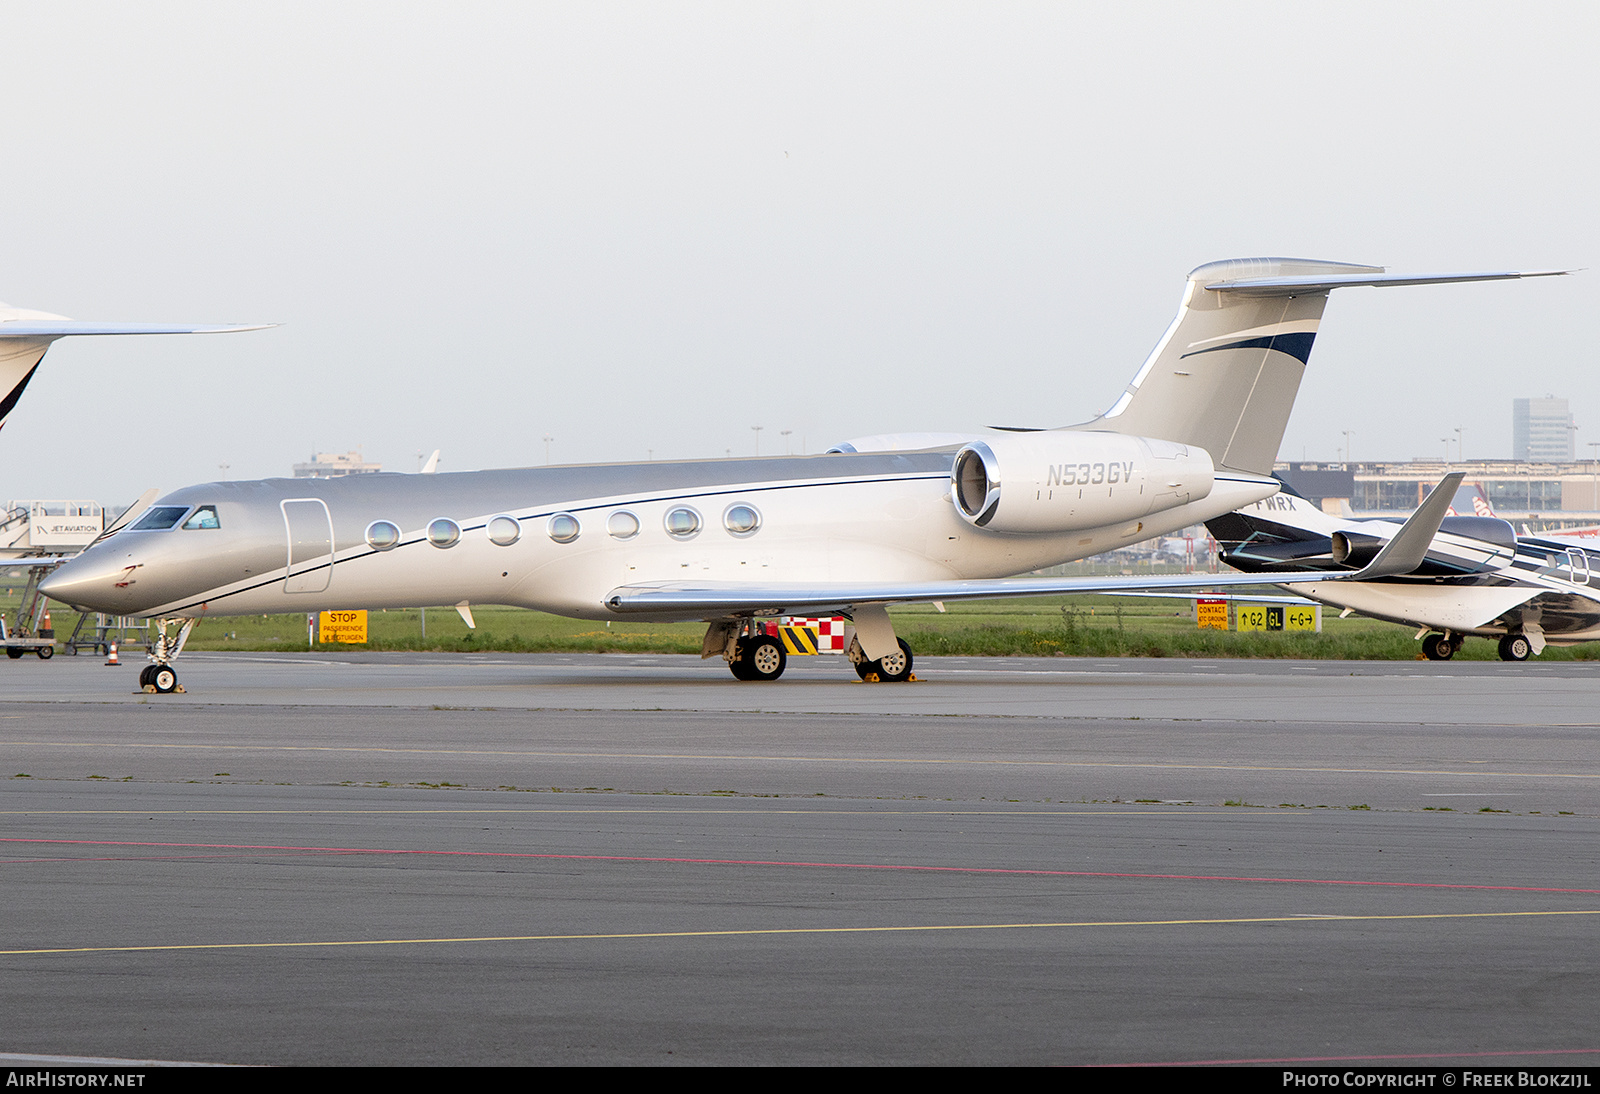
[950,432,1214,533]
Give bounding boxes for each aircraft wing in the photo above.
[603,571,1327,617]
[0,322,274,338]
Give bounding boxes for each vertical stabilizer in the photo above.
[1077,258,1568,476]
[1080,258,1378,475]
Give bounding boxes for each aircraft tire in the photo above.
[139,665,155,687]
[1498,634,1532,662]
[1422,633,1455,661]
[36,645,52,660]
[847,635,873,679]
[728,638,757,680]
[152,666,178,694]
[875,639,914,682]
[745,637,786,681]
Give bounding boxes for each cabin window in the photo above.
[664,506,701,538]
[131,506,189,531]
[366,520,402,551]
[547,513,581,543]
[182,506,221,530]
[723,504,761,536]
[427,518,461,549]
[607,510,641,539]
[487,515,522,546]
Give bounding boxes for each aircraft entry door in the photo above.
[282,498,334,594]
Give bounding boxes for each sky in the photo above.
[2,1,1596,502]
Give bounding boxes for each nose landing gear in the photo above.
[139,618,195,693]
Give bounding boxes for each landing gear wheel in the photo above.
[744,636,787,681]
[36,645,52,660]
[848,636,874,680]
[151,666,178,694]
[1422,633,1456,661]
[875,638,914,682]
[728,637,757,681]
[6,648,22,660]
[1498,633,1532,662]
[847,636,914,681]
[139,665,156,687]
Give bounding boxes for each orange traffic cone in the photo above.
[104,643,119,666]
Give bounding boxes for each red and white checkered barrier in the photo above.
[779,616,851,653]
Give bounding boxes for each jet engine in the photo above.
[1332,516,1517,571]
[950,432,1213,533]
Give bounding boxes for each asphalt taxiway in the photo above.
[2,653,1598,1065]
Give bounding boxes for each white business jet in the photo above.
[1208,474,1600,661]
[38,258,1564,691]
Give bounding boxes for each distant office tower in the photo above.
[1512,397,1575,461]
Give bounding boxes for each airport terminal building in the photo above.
[1275,459,1600,527]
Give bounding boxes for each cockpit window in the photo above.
[131,506,190,531]
[182,506,221,530]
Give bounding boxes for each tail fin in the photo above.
[1078,258,1569,475]
[0,305,271,433]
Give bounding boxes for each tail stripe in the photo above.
[1180,332,1317,366]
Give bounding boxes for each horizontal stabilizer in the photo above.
[1338,473,1464,580]
[1206,269,1573,298]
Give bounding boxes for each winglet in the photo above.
[1340,473,1464,580]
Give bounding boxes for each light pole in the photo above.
[751,425,763,455]
[543,434,554,464]
[780,429,792,455]
[1341,430,1355,467]
[1454,426,1464,463]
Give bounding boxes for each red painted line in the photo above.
[3,837,1598,895]
[1099,1046,1600,1067]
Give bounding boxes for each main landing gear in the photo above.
[1421,632,1459,661]
[1423,631,1538,662]
[848,635,914,682]
[138,618,196,694]
[1497,633,1533,662]
[710,615,918,683]
[729,632,787,681]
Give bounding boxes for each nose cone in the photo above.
[40,547,157,614]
